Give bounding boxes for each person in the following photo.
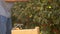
[0,0,13,34]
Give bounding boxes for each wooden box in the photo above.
[11,27,40,34]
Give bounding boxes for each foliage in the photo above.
[11,0,60,34]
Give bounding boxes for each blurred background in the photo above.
[11,0,60,34]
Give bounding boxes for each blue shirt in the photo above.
[0,0,13,18]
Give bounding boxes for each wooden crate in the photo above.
[11,27,40,34]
